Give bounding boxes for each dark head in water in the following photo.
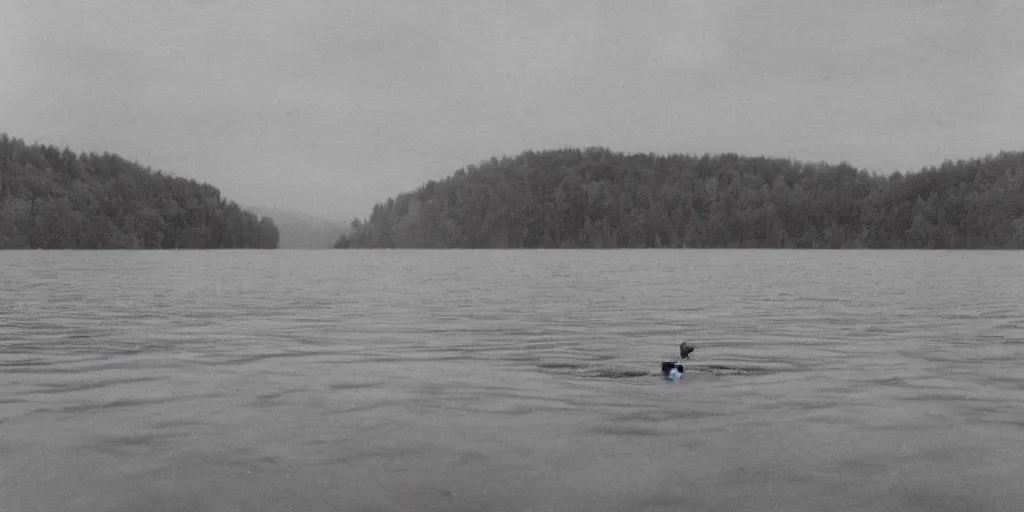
[679,342,695,359]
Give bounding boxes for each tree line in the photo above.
[335,147,1024,249]
[0,134,279,249]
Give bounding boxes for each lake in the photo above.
[1,250,1023,512]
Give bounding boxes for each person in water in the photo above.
[678,342,695,359]
[662,342,695,380]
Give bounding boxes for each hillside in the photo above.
[247,206,349,249]
[335,147,1024,249]
[0,134,278,249]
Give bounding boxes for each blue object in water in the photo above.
[661,361,684,381]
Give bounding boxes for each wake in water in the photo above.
[534,342,778,380]
[536,362,778,380]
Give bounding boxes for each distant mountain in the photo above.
[247,206,349,249]
[335,147,1024,249]
[0,134,279,249]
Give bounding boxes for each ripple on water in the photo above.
[3,250,1024,512]
[533,359,787,380]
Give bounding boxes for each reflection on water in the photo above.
[1,250,1023,512]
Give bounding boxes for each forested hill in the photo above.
[0,134,279,249]
[335,147,1024,249]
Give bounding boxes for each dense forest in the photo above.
[0,134,279,249]
[335,147,1024,249]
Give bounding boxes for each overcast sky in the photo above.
[2,0,1022,220]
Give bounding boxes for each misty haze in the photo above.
[2,1,1024,511]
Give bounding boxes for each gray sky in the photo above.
[3,0,1022,220]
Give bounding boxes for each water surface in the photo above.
[1,250,1023,511]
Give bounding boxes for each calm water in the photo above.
[1,250,1023,512]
